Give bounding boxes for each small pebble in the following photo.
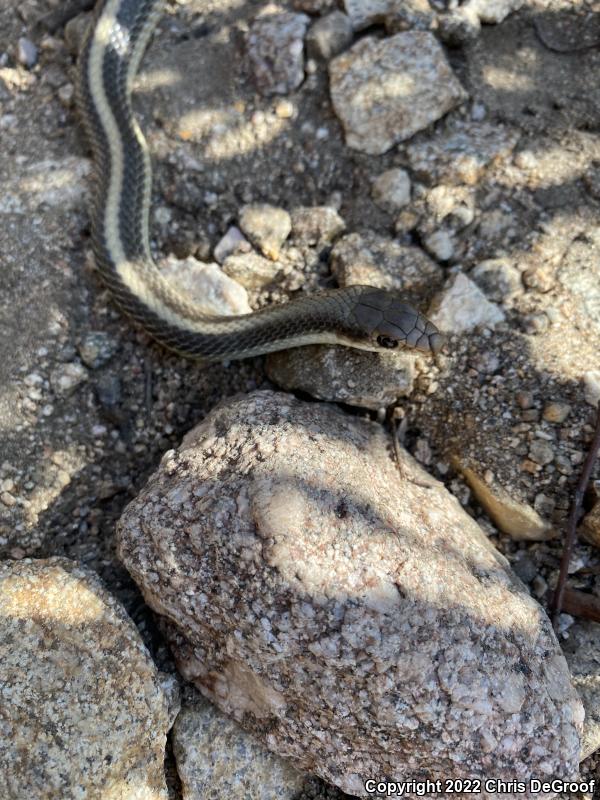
[213,226,251,264]
[471,259,522,303]
[275,99,295,119]
[515,391,535,410]
[583,370,600,407]
[77,332,117,369]
[542,402,571,424]
[239,204,291,260]
[532,574,548,599]
[17,37,38,68]
[306,11,353,61]
[528,440,554,467]
[95,375,122,408]
[423,230,454,261]
[1,492,16,508]
[371,168,411,212]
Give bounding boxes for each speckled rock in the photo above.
[173,688,307,800]
[161,256,251,315]
[117,390,582,798]
[221,252,283,289]
[430,272,506,333]
[213,226,251,264]
[306,11,353,61]
[584,371,600,407]
[342,0,433,31]
[239,204,292,260]
[0,558,171,799]
[468,0,525,24]
[290,205,346,246]
[371,168,411,212]
[329,33,466,155]
[77,331,118,369]
[406,122,519,185]
[265,345,415,408]
[561,622,600,761]
[50,360,88,397]
[471,258,523,304]
[246,11,310,96]
[330,232,443,303]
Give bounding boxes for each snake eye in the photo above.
[376,335,399,349]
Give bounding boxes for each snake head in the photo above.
[351,288,445,355]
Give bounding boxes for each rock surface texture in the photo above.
[0,558,171,800]
[562,621,600,762]
[329,32,466,154]
[117,391,583,799]
[173,688,307,800]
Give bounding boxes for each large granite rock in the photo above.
[0,558,171,799]
[117,391,582,798]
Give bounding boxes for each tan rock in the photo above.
[117,391,582,798]
[0,558,171,799]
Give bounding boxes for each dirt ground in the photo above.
[1,0,600,798]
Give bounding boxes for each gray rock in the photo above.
[161,256,251,315]
[17,37,38,69]
[117,390,582,798]
[329,33,466,155]
[307,11,353,61]
[469,0,525,24]
[583,371,600,407]
[213,226,251,264]
[561,622,600,761]
[343,0,392,28]
[471,258,523,303]
[430,272,506,333]
[416,184,476,238]
[239,204,292,259]
[330,232,443,300]
[221,252,283,289]
[290,205,346,246]
[557,233,600,336]
[528,440,555,467]
[0,558,171,799]
[77,331,117,369]
[423,229,454,261]
[265,344,415,408]
[246,12,310,96]
[371,168,411,212]
[173,688,307,800]
[406,121,519,185]
[343,0,433,31]
[438,7,481,45]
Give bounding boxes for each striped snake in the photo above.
[77,0,444,362]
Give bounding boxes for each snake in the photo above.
[77,0,445,363]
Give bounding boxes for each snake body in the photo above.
[77,0,444,362]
